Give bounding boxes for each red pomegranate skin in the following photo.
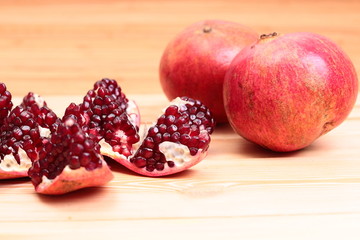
[224,32,358,152]
[159,20,258,123]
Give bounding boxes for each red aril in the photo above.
[224,32,358,152]
[159,19,258,123]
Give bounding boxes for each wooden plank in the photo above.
[1,94,360,239]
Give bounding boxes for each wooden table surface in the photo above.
[1,0,360,239]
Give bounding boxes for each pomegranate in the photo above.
[126,96,215,176]
[0,88,59,179]
[224,32,358,152]
[28,118,113,195]
[64,78,215,176]
[63,78,141,162]
[159,19,258,123]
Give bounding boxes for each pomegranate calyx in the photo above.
[203,26,212,33]
[260,32,278,39]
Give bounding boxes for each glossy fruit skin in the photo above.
[224,32,358,152]
[159,20,258,123]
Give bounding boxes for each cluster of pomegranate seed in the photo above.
[0,83,13,125]
[0,106,42,163]
[28,119,103,187]
[63,78,140,157]
[21,92,60,133]
[102,111,140,157]
[130,96,215,173]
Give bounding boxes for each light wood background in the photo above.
[1,0,360,239]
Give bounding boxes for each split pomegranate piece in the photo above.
[63,78,141,164]
[0,107,40,179]
[28,118,113,195]
[0,90,60,179]
[126,96,215,176]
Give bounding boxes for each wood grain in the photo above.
[1,0,360,239]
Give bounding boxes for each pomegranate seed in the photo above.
[167,161,175,168]
[133,157,147,168]
[155,162,165,171]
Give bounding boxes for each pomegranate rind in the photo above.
[34,158,113,195]
[102,138,208,177]
[126,146,207,177]
[0,170,27,179]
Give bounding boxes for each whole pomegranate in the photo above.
[223,32,358,152]
[159,19,258,123]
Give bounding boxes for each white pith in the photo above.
[39,126,51,138]
[33,93,45,108]
[127,100,140,127]
[0,148,32,172]
[99,139,128,160]
[159,141,192,166]
[114,130,127,143]
[166,97,194,112]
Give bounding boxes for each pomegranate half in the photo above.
[224,32,358,152]
[28,119,113,195]
[159,19,258,123]
[0,87,60,179]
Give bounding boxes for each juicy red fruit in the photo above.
[63,78,140,163]
[28,119,113,194]
[0,89,60,179]
[0,107,41,163]
[159,20,258,123]
[128,96,215,176]
[224,32,358,152]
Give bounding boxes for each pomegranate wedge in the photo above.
[0,90,60,179]
[28,118,113,195]
[112,96,215,176]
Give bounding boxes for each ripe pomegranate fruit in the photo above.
[28,119,113,195]
[224,32,358,152]
[0,87,60,179]
[64,78,215,177]
[159,19,258,123]
[62,78,141,162]
[127,96,215,176]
